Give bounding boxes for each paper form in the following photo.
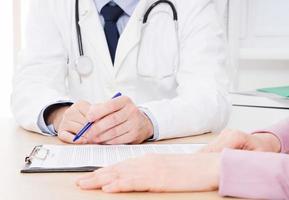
[29,144,205,169]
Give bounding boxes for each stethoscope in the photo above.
[74,0,178,79]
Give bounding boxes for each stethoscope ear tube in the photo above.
[143,0,178,24]
[75,0,84,56]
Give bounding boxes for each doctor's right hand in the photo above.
[47,101,91,144]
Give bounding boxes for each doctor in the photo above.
[12,0,230,144]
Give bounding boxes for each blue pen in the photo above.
[73,92,122,142]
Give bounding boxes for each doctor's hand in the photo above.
[85,96,154,144]
[48,101,91,144]
[76,153,220,193]
[199,129,281,153]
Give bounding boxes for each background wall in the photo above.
[0,0,13,118]
[235,0,289,91]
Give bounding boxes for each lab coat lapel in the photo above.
[78,0,113,72]
[114,0,148,76]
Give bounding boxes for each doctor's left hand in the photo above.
[86,96,154,144]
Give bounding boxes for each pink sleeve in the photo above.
[252,117,289,153]
[219,149,289,199]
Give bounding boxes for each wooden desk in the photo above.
[2,104,287,200]
[0,118,240,200]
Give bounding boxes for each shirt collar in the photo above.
[94,0,139,17]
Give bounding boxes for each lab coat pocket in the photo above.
[137,12,179,79]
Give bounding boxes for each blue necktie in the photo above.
[101,3,124,64]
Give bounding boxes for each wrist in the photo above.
[141,111,154,140]
[210,153,221,190]
[252,132,281,153]
[47,105,70,131]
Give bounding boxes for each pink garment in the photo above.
[219,118,289,199]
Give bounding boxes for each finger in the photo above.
[62,120,86,136]
[92,121,130,143]
[87,96,131,122]
[102,178,148,193]
[71,108,88,124]
[201,135,247,153]
[198,130,233,153]
[77,172,118,190]
[76,172,95,183]
[77,166,115,182]
[73,100,91,117]
[88,107,130,139]
[58,131,87,144]
[103,131,134,145]
[64,106,88,125]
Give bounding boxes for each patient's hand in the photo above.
[200,129,281,153]
[76,153,220,193]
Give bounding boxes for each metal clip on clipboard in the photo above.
[25,145,50,164]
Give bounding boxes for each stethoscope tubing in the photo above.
[74,0,178,78]
[75,0,84,56]
[143,0,178,23]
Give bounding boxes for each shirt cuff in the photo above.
[219,148,289,199]
[138,106,159,141]
[251,117,289,154]
[37,101,74,136]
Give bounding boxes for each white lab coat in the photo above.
[11,0,231,140]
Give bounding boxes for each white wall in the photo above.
[0,0,13,118]
[235,0,289,91]
[238,60,289,90]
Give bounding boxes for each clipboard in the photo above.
[21,144,205,174]
[21,145,98,173]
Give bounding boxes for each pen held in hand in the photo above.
[73,92,122,142]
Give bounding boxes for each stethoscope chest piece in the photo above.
[75,56,94,77]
